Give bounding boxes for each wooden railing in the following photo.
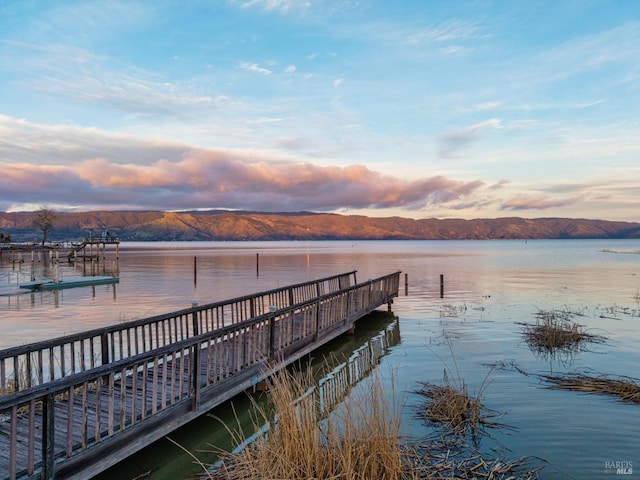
[0,271,357,395]
[0,271,400,480]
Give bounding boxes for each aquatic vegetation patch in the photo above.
[439,303,468,318]
[412,439,545,479]
[542,373,640,404]
[413,368,545,479]
[415,381,482,432]
[518,309,606,359]
[414,366,505,441]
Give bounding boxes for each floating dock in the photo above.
[18,276,119,291]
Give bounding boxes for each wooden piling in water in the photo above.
[440,274,444,298]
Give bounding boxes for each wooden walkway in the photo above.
[65,234,120,261]
[0,271,400,480]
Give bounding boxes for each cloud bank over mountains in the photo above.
[0,2,638,220]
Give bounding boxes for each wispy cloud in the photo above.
[489,179,510,190]
[238,61,273,75]
[0,114,189,165]
[501,194,578,211]
[6,42,217,118]
[246,117,283,125]
[438,118,502,158]
[457,101,502,115]
[406,19,488,46]
[498,21,640,96]
[568,99,606,109]
[230,0,311,14]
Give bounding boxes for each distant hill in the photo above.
[1,210,640,241]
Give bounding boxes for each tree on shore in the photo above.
[0,232,10,243]
[32,207,57,245]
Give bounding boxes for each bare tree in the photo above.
[32,207,57,245]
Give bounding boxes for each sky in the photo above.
[0,0,638,221]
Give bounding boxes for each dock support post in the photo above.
[440,274,444,298]
[405,273,408,296]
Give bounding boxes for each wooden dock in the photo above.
[0,270,400,480]
[65,233,120,261]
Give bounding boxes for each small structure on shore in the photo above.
[0,231,119,263]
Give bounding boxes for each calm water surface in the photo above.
[1,239,639,479]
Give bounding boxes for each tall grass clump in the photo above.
[211,367,414,480]
[518,309,606,361]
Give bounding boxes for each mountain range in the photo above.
[1,210,640,242]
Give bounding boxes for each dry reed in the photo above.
[518,309,606,359]
[542,373,640,404]
[415,382,481,433]
[413,441,544,479]
[210,367,415,480]
[414,370,543,479]
[195,363,545,480]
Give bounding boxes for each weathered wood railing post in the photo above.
[43,392,55,480]
[269,314,276,360]
[348,288,357,333]
[101,332,110,367]
[13,356,20,392]
[9,405,16,479]
[25,353,32,389]
[314,298,321,341]
[191,310,200,410]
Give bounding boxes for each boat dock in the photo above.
[66,233,120,261]
[0,270,400,480]
[1,233,120,294]
[0,233,120,264]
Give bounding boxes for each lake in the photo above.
[1,239,639,479]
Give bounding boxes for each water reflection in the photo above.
[95,312,400,480]
[1,240,640,479]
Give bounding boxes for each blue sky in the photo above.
[0,0,638,221]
